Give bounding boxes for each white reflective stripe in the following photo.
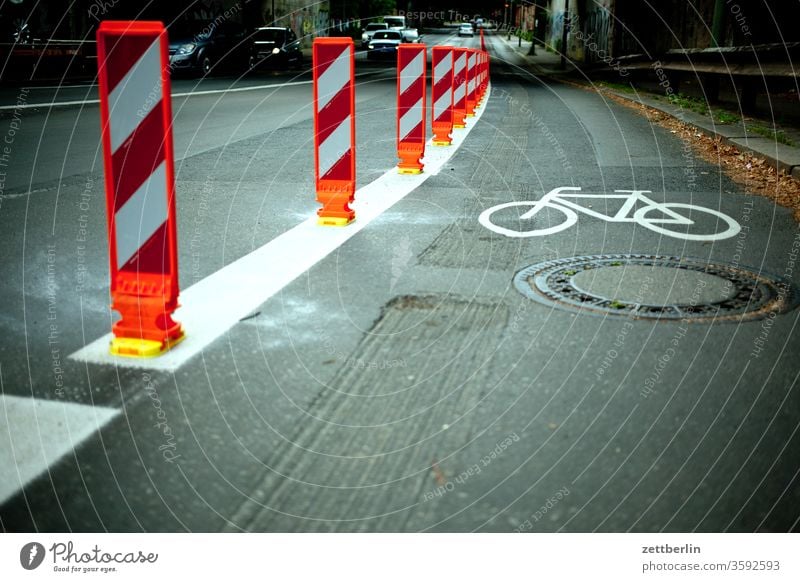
[399,98,423,141]
[433,53,452,85]
[454,83,465,103]
[317,46,350,111]
[108,38,162,152]
[453,53,466,75]
[399,51,424,95]
[318,115,351,178]
[114,161,168,269]
[468,78,475,93]
[433,91,451,119]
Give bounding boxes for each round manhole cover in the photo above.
[514,255,799,321]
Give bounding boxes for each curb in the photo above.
[495,33,800,182]
[597,87,800,180]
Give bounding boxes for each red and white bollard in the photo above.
[478,51,488,103]
[452,48,468,129]
[466,49,478,116]
[431,46,454,146]
[313,38,356,226]
[96,21,184,358]
[396,43,426,174]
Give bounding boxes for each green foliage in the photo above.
[366,0,398,21]
[714,110,740,124]
[748,124,796,146]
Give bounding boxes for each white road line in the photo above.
[0,394,118,505]
[70,85,492,371]
[0,72,383,111]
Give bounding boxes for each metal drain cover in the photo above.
[514,255,799,321]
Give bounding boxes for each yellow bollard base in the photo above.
[398,167,423,175]
[317,216,354,227]
[110,331,185,358]
[466,113,475,117]
[432,140,452,146]
[453,123,466,129]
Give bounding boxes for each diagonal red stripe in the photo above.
[320,149,352,181]
[111,102,166,211]
[401,121,424,144]
[102,33,159,93]
[399,77,424,107]
[317,87,351,144]
[314,44,349,76]
[120,220,169,274]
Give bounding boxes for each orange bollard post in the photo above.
[431,46,454,146]
[96,21,184,358]
[313,38,356,226]
[396,43,427,174]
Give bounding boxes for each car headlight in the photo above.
[368,44,374,49]
[176,43,196,55]
[272,47,280,54]
[362,33,368,41]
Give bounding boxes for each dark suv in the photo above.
[248,27,302,70]
[168,19,249,77]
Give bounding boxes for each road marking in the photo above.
[0,394,118,505]
[479,187,741,241]
[70,85,492,371]
[0,71,383,111]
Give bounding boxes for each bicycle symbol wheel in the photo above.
[633,203,741,241]
[478,201,578,238]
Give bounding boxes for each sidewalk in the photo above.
[497,32,800,183]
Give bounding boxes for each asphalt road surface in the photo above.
[1,31,799,532]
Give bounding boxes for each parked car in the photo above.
[168,19,249,76]
[367,30,403,60]
[401,28,421,43]
[458,23,474,37]
[248,27,302,70]
[361,22,388,49]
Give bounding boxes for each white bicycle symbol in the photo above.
[479,187,741,241]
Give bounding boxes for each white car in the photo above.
[458,23,474,37]
[367,30,403,59]
[361,22,388,48]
